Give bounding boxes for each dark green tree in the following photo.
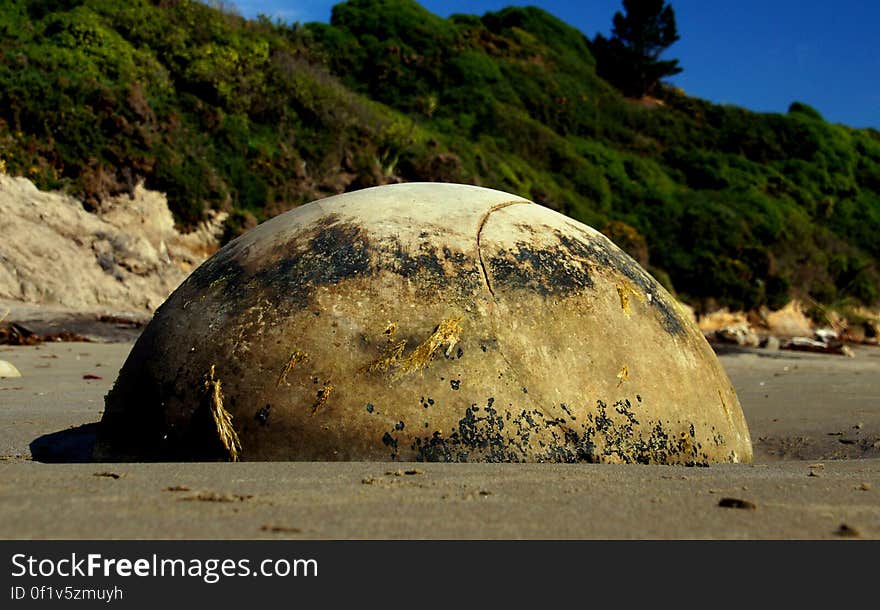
[592,0,682,97]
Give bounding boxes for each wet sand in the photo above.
[1,341,878,539]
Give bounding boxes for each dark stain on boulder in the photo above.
[184,215,372,309]
[261,219,373,307]
[485,227,684,335]
[182,249,248,299]
[255,404,271,425]
[410,396,714,464]
[388,242,446,280]
[382,431,398,458]
[557,230,684,335]
[189,217,684,343]
[489,241,594,297]
[188,215,485,311]
[382,241,483,297]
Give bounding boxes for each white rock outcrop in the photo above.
[0,175,225,313]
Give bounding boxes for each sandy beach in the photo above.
[0,335,877,540]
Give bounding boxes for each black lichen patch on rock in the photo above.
[380,241,482,298]
[382,431,399,459]
[184,214,372,309]
[558,230,685,335]
[259,217,373,307]
[255,404,271,425]
[181,246,249,300]
[486,226,684,335]
[187,215,482,311]
[489,241,594,297]
[387,242,446,281]
[410,397,715,464]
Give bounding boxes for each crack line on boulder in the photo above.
[473,199,560,434]
[475,200,529,298]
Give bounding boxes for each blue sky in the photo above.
[232,1,880,129]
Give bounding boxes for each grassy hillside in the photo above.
[1,0,879,313]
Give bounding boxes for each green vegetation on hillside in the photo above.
[1,0,878,311]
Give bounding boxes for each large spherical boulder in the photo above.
[95,183,752,464]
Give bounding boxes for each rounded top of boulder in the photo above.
[96,182,752,464]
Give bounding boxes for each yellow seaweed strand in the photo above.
[362,317,464,378]
[277,350,308,387]
[616,281,646,318]
[363,321,407,373]
[311,383,334,415]
[397,317,463,376]
[364,339,407,373]
[616,365,629,387]
[616,285,631,316]
[205,365,242,462]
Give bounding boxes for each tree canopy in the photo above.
[593,0,682,97]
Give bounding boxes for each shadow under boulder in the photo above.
[30,423,99,463]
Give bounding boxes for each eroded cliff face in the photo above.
[0,174,225,314]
